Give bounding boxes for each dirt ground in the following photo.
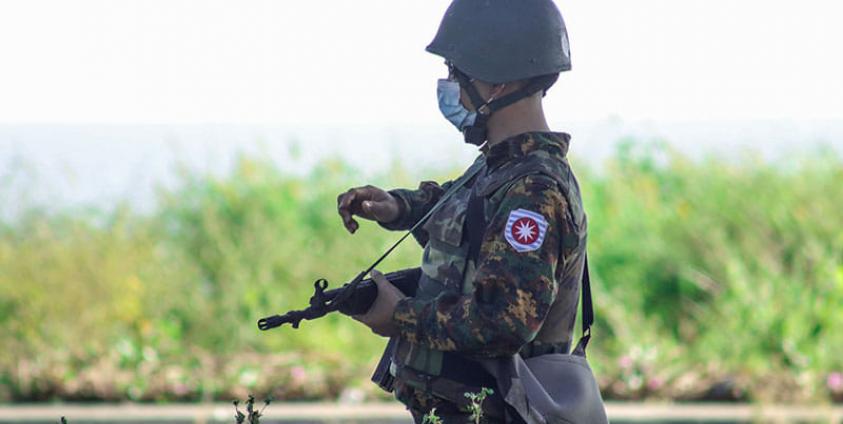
[0,402,842,424]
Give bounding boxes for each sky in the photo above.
[1,0,843,126]
[1,0,843,212]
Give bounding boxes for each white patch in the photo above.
[561,32,571,60]
[504,208,549,253]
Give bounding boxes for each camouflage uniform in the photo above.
[379,131,588,423]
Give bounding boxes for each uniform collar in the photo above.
[480,131,571,170]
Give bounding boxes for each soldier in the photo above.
[337,1,587,422]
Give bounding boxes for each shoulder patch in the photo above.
[504,208,549,252]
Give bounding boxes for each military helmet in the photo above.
[426,0,572,84]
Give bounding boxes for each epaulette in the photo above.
[475,153,571,198]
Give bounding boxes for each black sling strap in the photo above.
[465,184,486,264]
[330,162,485,309]
[368,163,486,393]
[466,186,594,353]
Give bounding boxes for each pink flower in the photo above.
[627,375,643,391]
[647,377,664,392]
[828,372,843,392]
[172,383,189,397]
[618,355,633,370]
[290,366,307,384]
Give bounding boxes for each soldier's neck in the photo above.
[484,100,550,148]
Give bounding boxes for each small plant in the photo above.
[464,387,494,424]
[422,407,444,424]
[233,395,271,424]
[60,418,68,424]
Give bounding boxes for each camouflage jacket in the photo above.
[379,131,588,361]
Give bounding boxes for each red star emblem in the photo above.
[510,217,540,245]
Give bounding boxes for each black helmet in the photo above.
[426,0,571,146]
[426,0,572,84]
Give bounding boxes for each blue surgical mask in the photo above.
[437,79,476,131]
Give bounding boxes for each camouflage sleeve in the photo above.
[378,180,455,246]
[392,174,565,357]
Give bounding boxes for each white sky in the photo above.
[1,0,842,125]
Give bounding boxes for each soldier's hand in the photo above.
[337,185,401,234]
[351,269,406,337]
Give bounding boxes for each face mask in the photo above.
[437,79,476,132]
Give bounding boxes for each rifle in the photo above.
[256,161,484,392]
[257,267,421,393]
[257,267,420,330]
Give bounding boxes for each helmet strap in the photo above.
[453,69,559,146]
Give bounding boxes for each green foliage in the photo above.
[422,408,443,424]
[464,387,494,423]
[583,142,843,402]
[233,395,270,424]
[0,143,841,403]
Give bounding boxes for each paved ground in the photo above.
[0,402,841,423]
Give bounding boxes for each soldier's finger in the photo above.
[372,269,406,300]
[337,190,356,214]
[337,190,359,232]
[343,216,359,234]
[370,269,387,285]
[338,187,362,205]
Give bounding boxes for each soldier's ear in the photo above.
[497,79,532,98]
[489,83,508,100]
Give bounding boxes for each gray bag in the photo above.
[480,257,608,424]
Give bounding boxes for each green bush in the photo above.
[0,142,841,403]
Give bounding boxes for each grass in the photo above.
[0,141,841,404]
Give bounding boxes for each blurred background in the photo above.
[1,0,842,413]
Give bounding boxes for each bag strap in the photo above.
[578,255,594,351]
[466,183,594,354]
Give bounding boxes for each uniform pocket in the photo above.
[421,188,469,247]
[419,187,471,291]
